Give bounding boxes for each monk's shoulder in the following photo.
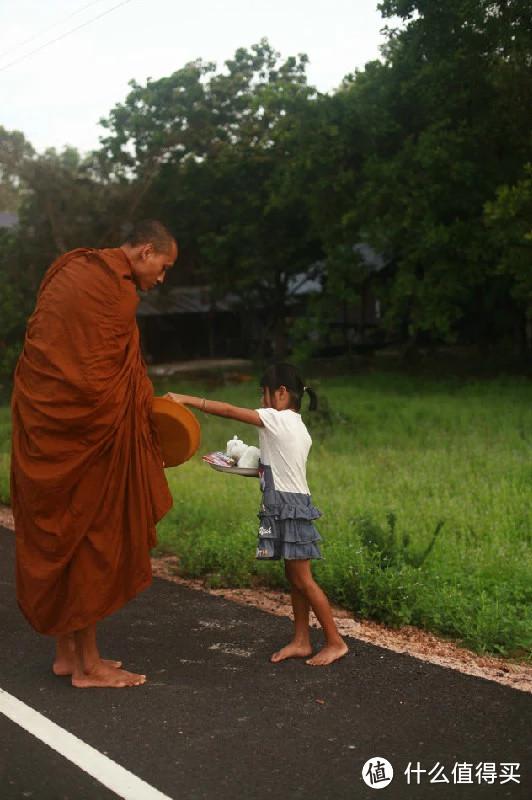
[55,248,137,322]
[89,248,135,288]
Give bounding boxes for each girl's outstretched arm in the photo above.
[164,392,263,426]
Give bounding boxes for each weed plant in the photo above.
[1,373,530,657]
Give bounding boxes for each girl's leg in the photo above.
[270,562,313,662]
[286,559,348,666]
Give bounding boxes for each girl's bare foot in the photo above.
[71,661,146,688]
[306,641,348,666]
[271,641,313,663]
[53,657,122,676]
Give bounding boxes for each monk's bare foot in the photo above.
[72,662,146,688]
[53,658,122,676]
[270,641,313,663]
[306,641,348,666]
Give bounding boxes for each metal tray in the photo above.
[207,462,259,478]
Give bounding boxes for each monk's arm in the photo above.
[165,393,263,427]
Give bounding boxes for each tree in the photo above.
[0,228,30,386]
[0,132,132,383]
[308,0,532,351]
[484,163,532,354]
[0,127,35,212]
[102,40,319,358]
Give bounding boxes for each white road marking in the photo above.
[0,688,173,800]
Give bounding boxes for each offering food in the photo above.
[203,452,237,468]
[203,435,260,477]
[226,436,246,459]
[237,445,260,469]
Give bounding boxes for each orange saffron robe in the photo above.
[11,248,173,636]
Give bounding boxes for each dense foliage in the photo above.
[1,3,531,380]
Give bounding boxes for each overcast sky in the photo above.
[1,0,393,155]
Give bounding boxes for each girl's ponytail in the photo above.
[304,386,318,412]
[261,362,318,412]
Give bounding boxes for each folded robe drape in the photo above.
[11,247,173,636]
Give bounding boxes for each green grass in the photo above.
[2,371,531,657]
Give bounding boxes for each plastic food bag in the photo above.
[226,435,248,460]
[237,445,260,469]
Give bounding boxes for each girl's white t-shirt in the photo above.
[256,408,312,494]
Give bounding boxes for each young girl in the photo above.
[165,363,348,666]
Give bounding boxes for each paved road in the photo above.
[0,527,530,800]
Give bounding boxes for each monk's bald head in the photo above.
[122,219,177,256]
[121,220,178,292]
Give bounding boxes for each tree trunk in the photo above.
[272,271,287,361]
[273,312,287,361]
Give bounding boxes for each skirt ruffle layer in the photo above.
[255,538,323,560]
[256,506,323,561]
[259,488,322,523]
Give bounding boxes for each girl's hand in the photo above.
[164,392,190,405]
[163,392,263,426]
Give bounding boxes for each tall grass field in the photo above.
[1,372,531,657]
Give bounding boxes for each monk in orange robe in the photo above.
[11,219,177,688]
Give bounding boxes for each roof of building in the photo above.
[0,212,19,229]
[137,286,239,317]
[136,244,384,317]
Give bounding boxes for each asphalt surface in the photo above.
[0,526,530,800]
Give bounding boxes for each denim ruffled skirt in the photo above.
[255,464,323,561]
